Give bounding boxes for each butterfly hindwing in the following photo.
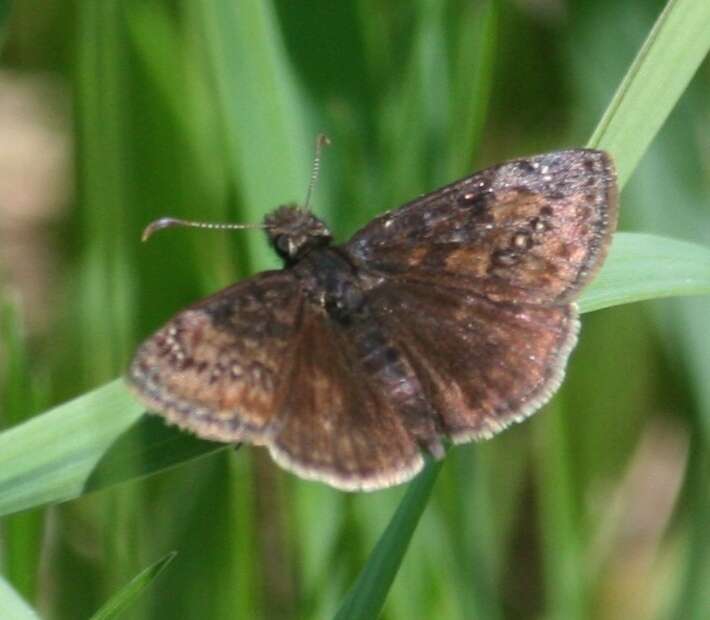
[366,277,579,441]
[268,303,425,491]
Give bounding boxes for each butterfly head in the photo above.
[264,205,332,263]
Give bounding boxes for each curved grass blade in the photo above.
[334,460,442,620]
[0,575,41,620]
[588,0,710,187]
[0,231,709,519]
[0,381,224,517]
[580,233,710,313]
[88,551,176,620]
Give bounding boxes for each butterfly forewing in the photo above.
[345,149,617,305]
[128,271,303,443]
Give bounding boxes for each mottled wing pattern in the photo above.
[127,271,303,443]
[269,303,425,491]
[367,278,579,441]
[346,149,617,305]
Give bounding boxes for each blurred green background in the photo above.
[0,0,708,618]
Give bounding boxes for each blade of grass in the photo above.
[0,574,40,620]
[74,0,134,385]
[534,396,587,619]
[334,460,442,620]
[446,0,497,180]
[0,297,45,601]
[0,231,709,518]
[578,233,710,313]
[195,0,312,271]
[88,551,176,620]
[0,380,223,517]
[588,0,710,187]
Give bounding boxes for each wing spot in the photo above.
[530,217,550,233]
[512,231,534,250]
[458,191,489,210]
[576,205,593,220]
[491,248,519,267]
[556,243,572,259]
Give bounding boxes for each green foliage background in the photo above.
[0,1,709,618]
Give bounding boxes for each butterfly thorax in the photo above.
[264,205,332,264]
[291,247,367,326]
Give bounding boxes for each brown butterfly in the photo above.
[127,147,618,491]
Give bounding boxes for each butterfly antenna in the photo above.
[303,133,331,211]
[141,217,266,242]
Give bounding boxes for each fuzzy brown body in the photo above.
[128,149,618,491]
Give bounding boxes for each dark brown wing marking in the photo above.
[127,271,303,443]
[346,149,617,305]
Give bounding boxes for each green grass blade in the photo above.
[334,460,442,620]
[0,575,40,620]
[588,0,710,187]
[0,380,223,517]
[579,233,710,313]
[0,297,45,600]
[88,551,176,620]
[195,0,312,270]
[0,231,708,519]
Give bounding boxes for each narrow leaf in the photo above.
[195,0,311,270]
[334,461,442,620]
[0,575,41,620]
[0,232,708,518]
[88,552,176,620]
[588,0,710,187]
[579,232,710,313]
[0,381,224,517]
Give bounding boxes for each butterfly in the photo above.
[127,148,618,491]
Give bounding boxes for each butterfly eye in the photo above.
[276,235,290,254]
